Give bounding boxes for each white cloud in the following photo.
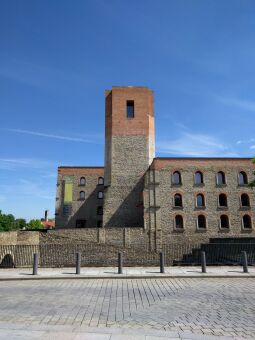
[0,158,55,170]
[7,128,102,144]
[157,132,238,157]
[250,145,255,150]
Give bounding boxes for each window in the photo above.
[76,219,86,228]
[241,193,250,207]
[79,191,85,200]
[174,193,182,207]
[175,215,184,229]
[98,191,103,199]
[242,215,252,229]
[239,171,248,185]
[217,171,226,185]
[220,215,229,229]
[98,177,104,185]
[97,206,103,215]
[196,194,205,207]
[97,220,103,228]
[195,171,203,185]
[79,177,86,186]
[197,215,206,229]
[127,100,134,118]
[219,193,228,207]
[172,171,182,185]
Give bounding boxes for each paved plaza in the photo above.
[1,266,255,280]
[0,277,254,339]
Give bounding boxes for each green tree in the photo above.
[26,219,42,230]
[0,211,16,231]
[15,218,27,230]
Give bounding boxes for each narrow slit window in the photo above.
[127,100,134,118]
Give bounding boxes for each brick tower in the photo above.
[103,86,155,227]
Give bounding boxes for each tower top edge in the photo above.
[105,86,153,92]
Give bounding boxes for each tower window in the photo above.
[98,191,103,199]
[217,171,226,185]
[98,177,104,185]
[175,215,184,229]
[79,177,86,186]
[172,171,182,185]
[220,215,230,229]
[219,193,228,207]
[174,193,183,207]
[239,171,248,185]
[196,194,205,208]
[127,100,134,118]
[242,215,252,229]
[195,171,203,185]
[79,191,85,200]
[197,215,207,229]
[241,193,250,207]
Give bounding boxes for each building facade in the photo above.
[55,86,255,246]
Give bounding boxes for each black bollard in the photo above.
[160,252,165,273]
[242,251,248,273]
[118,253,123,274]
[76,252,81,275]
[32,253,38,275]
[201,251,206,273]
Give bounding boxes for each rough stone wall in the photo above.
[144,158,255,250]
[55,167,104,228]
[0,231,39,245]
[103,87,155,227]
[0,232,17,245]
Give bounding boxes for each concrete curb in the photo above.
[0,274,255,281]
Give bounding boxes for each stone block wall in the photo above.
[144,158,255,250]
[55,167,104,228]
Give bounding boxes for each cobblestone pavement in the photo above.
[0,278,254,339]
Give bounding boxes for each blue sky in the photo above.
[0,0,255,220]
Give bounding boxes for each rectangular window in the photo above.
[127,100,134,118]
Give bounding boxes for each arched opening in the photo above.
[79,177,86,186]
[217,171,226,185]
[175,215,184,229]
[0,254,15,268]
[98,177,104,185]
[241,193,250,207]
[242,215,252,229]
[172,171,181,185]
[219,193,228,207]
[196,194,205,207]
[220,215,229,229]
[174,193,182,207]
[195,171,203,185]
[197,215,206,229]
[239,171,248,185]
[79,191,85,200]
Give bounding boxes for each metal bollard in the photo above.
[76,252,81,275]
[242,251,248,273]
[201,251,206,273]
[32,253,38,275]
[160,252,165,273]
[118,253,123,274]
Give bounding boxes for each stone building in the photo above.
[55,86,255,249]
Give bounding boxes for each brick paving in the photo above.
[0,278,254,339]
